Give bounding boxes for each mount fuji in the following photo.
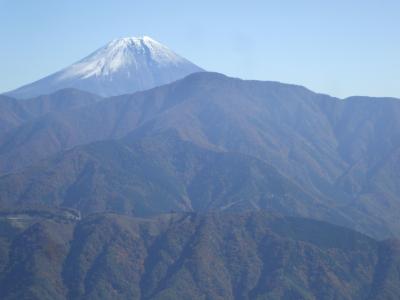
[6,36,204,98]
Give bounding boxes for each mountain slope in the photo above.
[0,130,391,239]
[0,95,31,133]
[0,72,342,174]
[5,36,203,98]
[0,89,102,135]
[0,210,399,300]
[0,73,399,238]
[0,132,332,220]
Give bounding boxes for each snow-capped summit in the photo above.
[6,36,204,98]
[59,36,193,80]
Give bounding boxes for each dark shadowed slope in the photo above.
[0,210,399,300]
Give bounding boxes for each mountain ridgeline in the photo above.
[5,36,204,98]
[0,72,399,240]
[1,34,400,298]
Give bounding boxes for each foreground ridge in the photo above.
[0,210,399,299]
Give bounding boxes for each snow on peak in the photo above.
[58,36,187,80]
[7,35,203,98]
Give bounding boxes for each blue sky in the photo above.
[1,0,399,98]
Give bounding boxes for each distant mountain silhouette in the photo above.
[5,36,203,98]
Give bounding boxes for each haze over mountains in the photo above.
[1,36,400,299]
[5,36,203,98]
[0,72,399,240]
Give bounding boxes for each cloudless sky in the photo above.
[1,0,399,98]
